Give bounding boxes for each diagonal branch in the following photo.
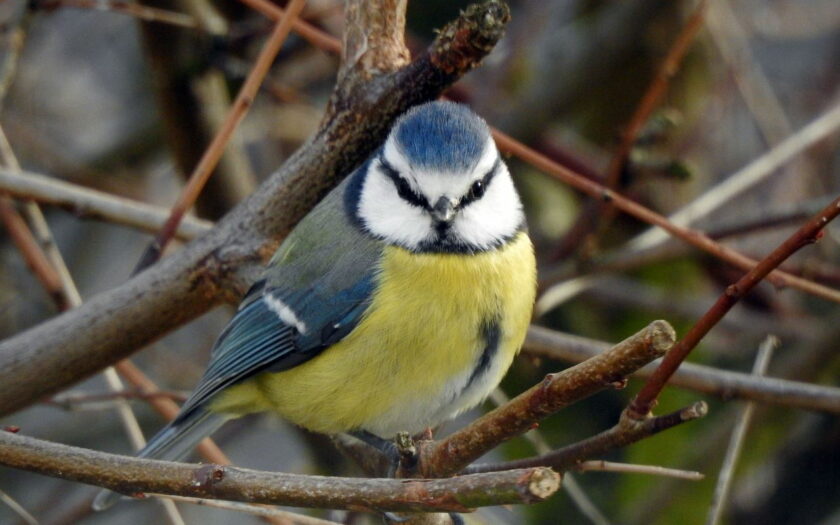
[0,0,511,416]
[628,195,840,417]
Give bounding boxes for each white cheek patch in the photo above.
[453,165,524,249]
[264,294,308,334]
[357,166,434,249]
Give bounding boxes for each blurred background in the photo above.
[0,0,838,523]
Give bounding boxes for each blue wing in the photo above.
[173,171,381,423]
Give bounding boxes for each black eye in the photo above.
[378,156,429,209]
[468,179,485,200]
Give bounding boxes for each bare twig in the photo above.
[0,195,65,306]
[0,430,560,512]
[577,460,704,481]
[0,125,185,525]
[628,195,840,418]
[238,0,342,55]
[465,402,708,474]
[0,488,38,525]
[706,336,777,525]
[34,0,198,28]
[629,101,840,252]
[489,390,610,525]
[493,128,840,303]
[45,389,189,410]
[524,325,840,414]
[550,1,707,261]
[155,495,341,524]
[0,168,211,240]
[418,321,676,478]
[134,0,308,273]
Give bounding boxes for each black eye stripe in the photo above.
[378,155,430,210]
[459,156,501,208]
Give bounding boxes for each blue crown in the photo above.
[392,101,491,173]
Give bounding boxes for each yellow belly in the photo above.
[215,232,536,436]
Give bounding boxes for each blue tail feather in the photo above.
[92,408,227,511]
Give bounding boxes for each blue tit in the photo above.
[94,101,536,510]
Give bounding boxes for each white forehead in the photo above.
[382,135,499,200]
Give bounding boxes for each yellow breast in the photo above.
[215,232,536,436]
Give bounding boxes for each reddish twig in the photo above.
[238,0,342,55]
[603,0,707,193]
[492,128,840,304]
[133,0,308,274]
[0,196,66,308]
[114,360,229,463]
[551,1,708,261]
[34,0,197,28]
[628,195,840,418]
[464,402,708,474]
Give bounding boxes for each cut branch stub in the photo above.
[429,0,511,75]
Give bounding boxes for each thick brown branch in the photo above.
[417,320,675,478]
[524,326,840,414]
[0,431,559,512]
[0,1,510,416]
[628,195,840,417]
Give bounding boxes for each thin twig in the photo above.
[489,390,611,525]
[0,489,38,525]
[418,321,676,478]
[577,460,704,481]
[0,168,211,240]
[238,0,342,55]
[0,125,184,525]
[0,196,65,306]
[629,101,840,252]
[706,0,791,145]
[0,430,560,512]
[465,402,708,474]
[34,0,198,29]
[134,0,308,274]
[524,325,840,414]
[492,128,840,303]
[706,336,777,525]
[628,195,840,417]
[45,389,189,410]
[154,495,341,525]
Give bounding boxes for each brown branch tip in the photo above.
[430,0,511,74]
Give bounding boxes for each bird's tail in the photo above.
[92,407,228,511]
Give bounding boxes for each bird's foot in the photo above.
[350,430,418,477]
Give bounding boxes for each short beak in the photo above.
[431,196,457,223]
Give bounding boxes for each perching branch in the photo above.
[417,320,676,478]
[0,430,560,512]
[0,0,511,416]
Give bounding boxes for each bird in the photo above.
[93,100,536,510]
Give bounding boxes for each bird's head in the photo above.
[351,101,525,253]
